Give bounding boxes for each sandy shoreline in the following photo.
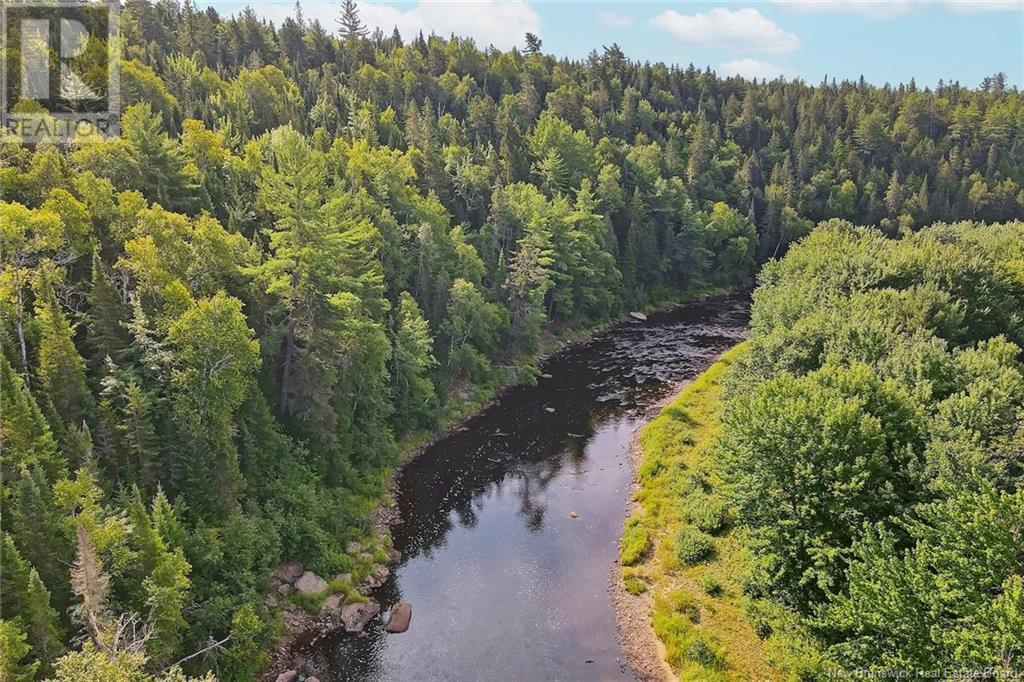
[610,380,692,682]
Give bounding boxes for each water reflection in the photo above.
[295,295,749,681]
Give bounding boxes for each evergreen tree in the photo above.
[10,468,71,612]
[23,569,64,673]
[34,277,95,432]
[524,33,542,55]
[143,546,190,666]
[391,292,438,433]
[0,620,38,682]
[0,354,62,480]
[337,0,368,40]
[86,252,131,375]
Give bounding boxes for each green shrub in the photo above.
[637,454,666,482]
[686,637,724,669]
[665,589,701,623]
[620,518,651,566]
[624,576,647,595]
[289,590,327,613]
[699,574,722,596]
[675,527,715,565]
[690,497,729,534]
[684,468,711,493]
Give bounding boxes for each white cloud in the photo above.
[773,0,1021,16]
[719,58,792,80]
[650,8,801,54]
[246,1,541,51]
[772,1,912,17]
[942,0,1022,13]
[599,10,635,28]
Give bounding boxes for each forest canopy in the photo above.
[719,220,1024,674]
[0,0,1021,678]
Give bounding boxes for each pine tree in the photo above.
[536,148,569,196]
[337,0,368,40]
[121,103,196,213]
[34,278,95,432]
[11,469,71,612]
[0,534,31,617]
[24,569,64,673]
[101,366,161,489]
[85,252,130,375]
[0,354,62,480]
[391,292,438,434]
[524,33,542,55]
[885,169,903,217]
[0,620,38,682]
[143,546,190,665]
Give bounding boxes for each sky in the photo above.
[211,0,1024,87]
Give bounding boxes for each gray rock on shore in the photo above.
[295,571,328,594]
[273,562,304,585]
[320,593,344,615]
[362,564,390,589]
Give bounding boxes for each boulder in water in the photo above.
[341,601,380,632]
[629,311,647,321]
[386,602,412,633]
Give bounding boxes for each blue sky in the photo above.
[215,1,1024,87]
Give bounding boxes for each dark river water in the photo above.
[297,294,749,681]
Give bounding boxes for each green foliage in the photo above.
[685,637,725,669]
[391,292,438,434]
[624,576,647,595]
[675,527,715,565]
[218,604,270,682]
[687,496,728,535]
[720,220,1024,670]
[698,574,722,597]
[48,641,214,682]
[2,3,1020,677]
[0,620,38,682]
[817,484,1024,669]
[619,518,650,566]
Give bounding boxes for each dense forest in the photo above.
[719,220,1024,675]
[622,220,1024,678]
[1,0,1022,679]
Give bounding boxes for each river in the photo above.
[296,294,750,681]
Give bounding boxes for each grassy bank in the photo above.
[619,342,779,680]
